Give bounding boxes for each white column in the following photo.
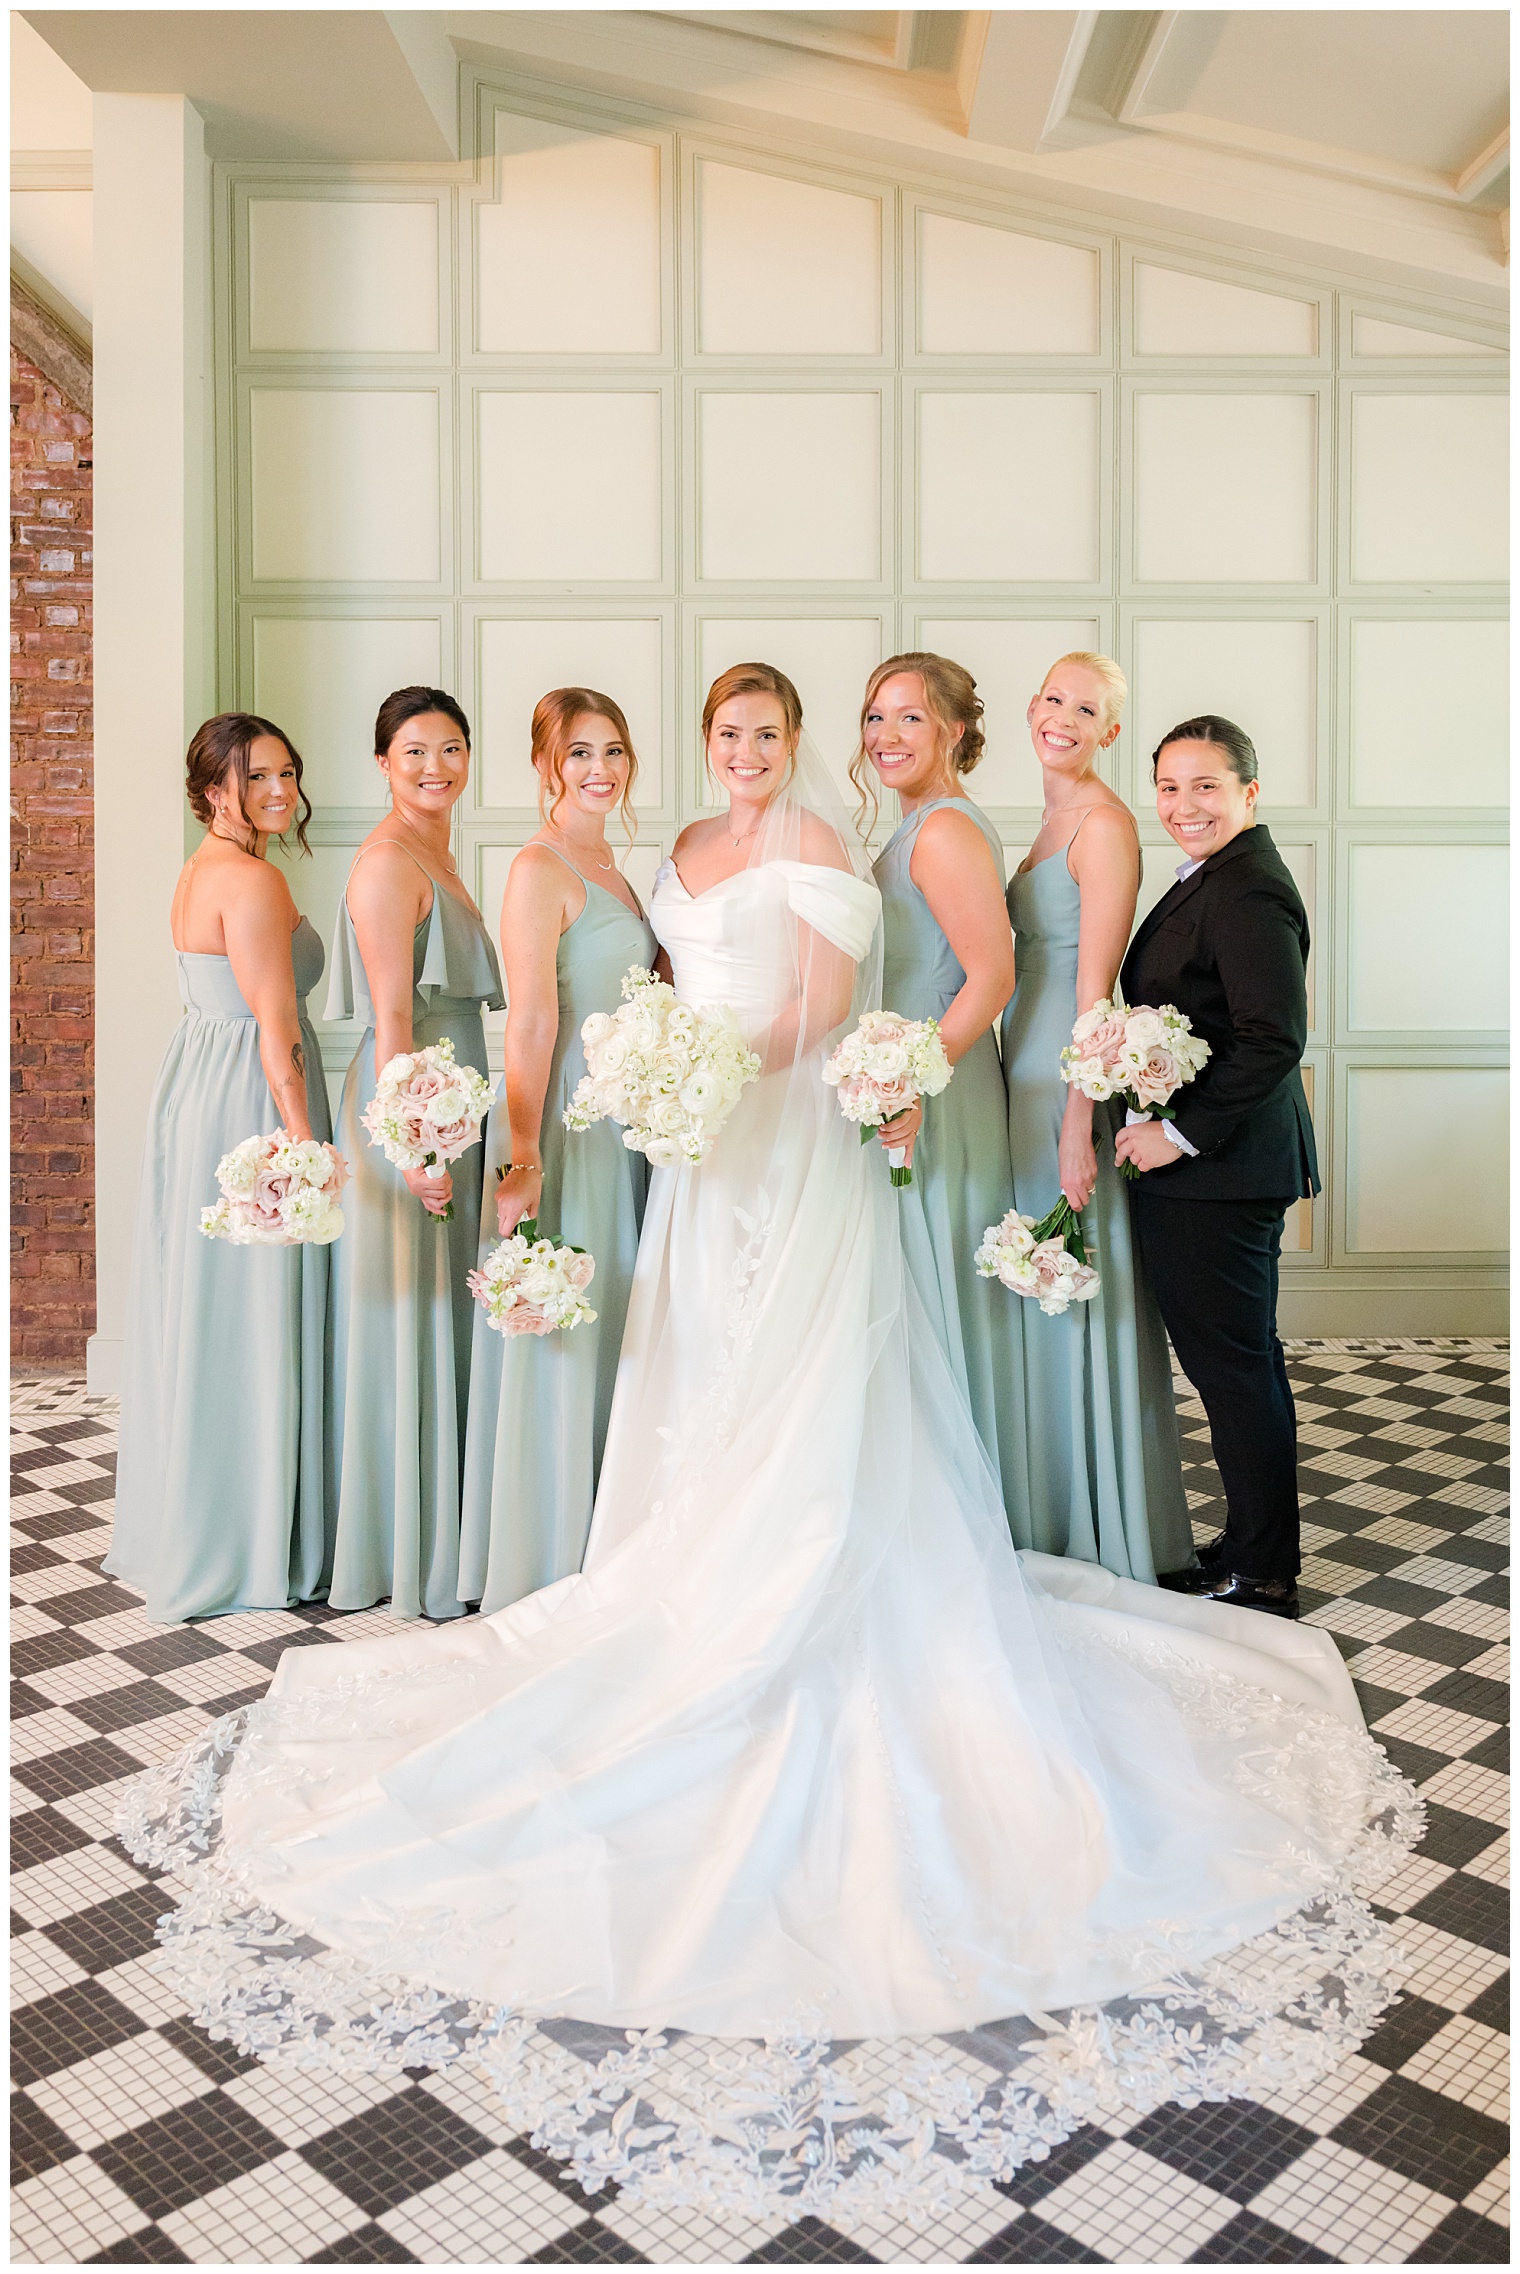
[87,95,214,1393]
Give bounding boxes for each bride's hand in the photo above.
[878,1102,922,1171]
[496,1162,542,1236]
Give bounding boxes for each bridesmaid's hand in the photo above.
[404,1162,453,1216]
[1057,1121,1098,1211]
[879,1103,922,1172]
[496,1162,543,1237]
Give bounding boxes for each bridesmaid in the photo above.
[1001,652,1191,1580]
[325,687,503,1620]
[855,653,1027,1521]
[109,715,335,1623]
[459,690,655,1611]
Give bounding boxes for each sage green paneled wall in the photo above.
[217,71,1508,1332]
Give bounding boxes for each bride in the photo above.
[126,663,1418,2222]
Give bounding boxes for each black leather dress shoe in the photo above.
[1159,1567,1301,1619]
[1157,1534,1229,1590]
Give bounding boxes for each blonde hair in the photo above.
[701,662,803,790]
[850,652,985,833]
[1042,651,1128,726]
[530,688,639,844]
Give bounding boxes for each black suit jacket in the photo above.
[1119,825,1319,1202]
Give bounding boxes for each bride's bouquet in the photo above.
[200,1130,348,1247]
[469,1217,597,1337]
[1060,998,1211,1180]
[565,966,760,1168]
[822,1010,952,1188]
[975,1198,1100,1317]
[361,1037,494,1221]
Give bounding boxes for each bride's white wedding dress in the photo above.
[125,846,1418,2223]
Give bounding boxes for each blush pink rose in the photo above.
[1132,1047,1181,1106]
[1082,1014,1128,1068]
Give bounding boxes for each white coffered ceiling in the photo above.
[17,7,1511,305]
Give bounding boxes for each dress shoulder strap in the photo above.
[1063,800,1137,874]
[347,835,437,888]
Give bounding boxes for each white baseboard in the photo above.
[85,1336,124,1396]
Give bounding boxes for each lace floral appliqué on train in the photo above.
[119,1671,1421,2229]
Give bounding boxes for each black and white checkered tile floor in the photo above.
[11,1340,1508,2266]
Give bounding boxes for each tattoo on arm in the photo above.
[291,1040,306,1083]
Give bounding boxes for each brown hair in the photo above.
[374,685,471,756]
[530,687,640,841]
[185,713,311,856]
[850,652,985,831]
[701,662,803,789]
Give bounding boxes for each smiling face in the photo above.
[378,709,469,823]
[1154,739,1259,861]
[863,672,961,806]
[543,713,631,824]
[706,691,794,813]
[209,734,299,842]
[1027,665,1121,782]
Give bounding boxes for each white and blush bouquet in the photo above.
[822,1009,953,1188]
[200,1130,348,1247]
[469,1218,597,1338]
[564,966,760,1168]
[975,1197,1099,1318]
[361,1036,494,1221]
[1060,998,1211,1181]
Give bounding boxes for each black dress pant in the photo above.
[1131,1190,1301,1582]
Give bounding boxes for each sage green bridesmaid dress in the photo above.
[108,918,334,1623]
[1001,823,1192,1581]
[325,854,504,1621]
[875,796,1030,1525]
[459,849,655,1611]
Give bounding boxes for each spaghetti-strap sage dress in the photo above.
[459,848,655,1611]
[874,796,1029,1525]
[108,918,334,1623]
[1001,822,1192,1581]
[325,856,504,1621]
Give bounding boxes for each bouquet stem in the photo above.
[1031,1194,1088,1260]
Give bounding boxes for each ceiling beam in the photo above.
[965,10,1099,153]
[1456,126,1510,204]
[21,10,460,161]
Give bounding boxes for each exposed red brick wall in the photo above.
[11,348,94,1370]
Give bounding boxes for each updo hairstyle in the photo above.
[1042,651,1128,726]
[1151,714,1258,785]
[531,686,641,839]
[374,685,472,757]
[701,662,804,788]
[850,651,985,830]
[185,712,311,856]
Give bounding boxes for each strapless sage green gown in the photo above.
[108,917,334,1623]
[1001,840,1191,1581]
[325,867,504,1621]
[459,852,655,1612]
[875,797,1029,1526]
